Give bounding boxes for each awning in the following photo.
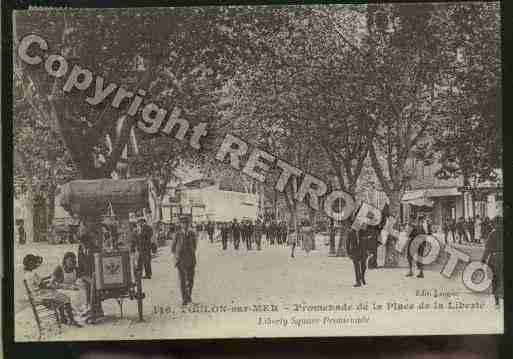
[402,190,426,202]
[402,190,433,207]
[406,197,434,207]
[426,187,460,197]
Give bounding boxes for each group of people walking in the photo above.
[442,215,491,245]
[196,218,316,256]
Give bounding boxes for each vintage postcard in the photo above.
[11,3,502,342]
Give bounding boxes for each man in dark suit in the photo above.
[77,222,103,319]
[171,215,198,305]
[346,222,370,287]
[269,220,277,245]
[207,221,215,243]
[231,219,241,250]
[138,218,153,279]
[279,221,288,245]
[240,220,248,249]
[254,219,264,251]
[407,215,431,278]
[220,222,229,250]
[481,216,503,307]
[245,220,254,250]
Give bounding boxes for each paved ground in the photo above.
[14,234,501,341]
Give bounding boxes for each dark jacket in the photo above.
[346,229,368,260]
[77,232,100,277]
[220,225,230,239]
[172,229,197,268]
[254,222,264,236]
[140,224,153,252]
[207,223,215,235]
[482,228,503,261]
[232,223,241,238]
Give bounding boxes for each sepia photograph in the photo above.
[10,2,502,342]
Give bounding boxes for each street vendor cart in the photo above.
[60,178,158,324]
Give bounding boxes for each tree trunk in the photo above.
[329,218,336,255]
[308,208,316,250]
[384,190,402,268]
[25,181,35,244]
[47,184,57,228]
[273,190,278,221]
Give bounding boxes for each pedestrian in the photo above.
[270,220,278,245]
[449,218,457,243]
[366,225,380,269]
[77,222,103,319]
[466,217,475,243]
[17,220,26,245]
[301,220,315,254]
[254,219,263,251]
[207,221,215,243]
[137,218,153,279]
[456,217,466,244]
[280,221,288,246]
[246,220,254,250]
[481,216,503,307]
[196,222,203,240]
[276,221,281,245]
[289,222,300,258]
[406,215,430,278]
[240,220,248,249]
[264,221,271,245]
[346,222,369,287]
[474,215,482,244]
[157,225,167,247]
[231,219,241,250]
[482,216,491,240]
[220,222,229,250]
[443,218,450,244]
[171,215,198,306]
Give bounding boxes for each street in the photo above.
[14,234,502,341]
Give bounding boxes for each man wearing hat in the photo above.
[171,215,198,305]
[347,220,370,287]
[135,217,153,279]
[231,218,241,250]
[346,205,378,287]
[406,215,429,278]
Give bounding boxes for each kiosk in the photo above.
[60,178,158,323]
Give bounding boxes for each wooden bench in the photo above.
[23,279,64,340]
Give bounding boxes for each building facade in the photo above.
[401,159,502,230]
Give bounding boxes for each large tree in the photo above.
[14,7,288,180]
[224,6,374,255]
[429,3,501,193]
[14,7,293,228]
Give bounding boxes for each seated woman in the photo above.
[23,254,82,328]
[51,252,88,318]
